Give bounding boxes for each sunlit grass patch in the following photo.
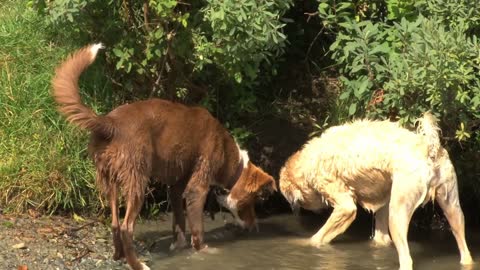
[0,0,108,213]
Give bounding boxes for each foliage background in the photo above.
[0,0,479,224]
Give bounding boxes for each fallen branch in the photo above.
[58,220,99,236]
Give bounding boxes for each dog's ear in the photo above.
[244,162,276,194]
[282,188,303,214]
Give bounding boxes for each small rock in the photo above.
[36,227,54,234]
[12,243,26,249]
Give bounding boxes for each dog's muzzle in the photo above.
[213,186,230,197]
[257,184,275,202]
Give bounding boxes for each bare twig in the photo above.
[150,29,177,98]
[149,46,170,98]
[58,220,99,236]
[304,11,319,23]
[143,1,150,32]
[69,220,98,232]
[304,26,325,76]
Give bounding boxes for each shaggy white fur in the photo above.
[280,112,473,270]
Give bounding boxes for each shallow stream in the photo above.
[135,214,480,270]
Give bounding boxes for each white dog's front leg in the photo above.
[311,195,357,247]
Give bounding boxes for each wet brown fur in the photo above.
[52,45,276,270]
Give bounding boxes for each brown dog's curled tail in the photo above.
[52,43,114,137]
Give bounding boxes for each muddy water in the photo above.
[135,214,480,270]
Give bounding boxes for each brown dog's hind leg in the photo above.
[310,193,357,246]
[184,164,210,250]
[120,187,149,270]
[372,205,392,246]
[169,183,188,251]
[436,181,473,265]
[109,185,124,260]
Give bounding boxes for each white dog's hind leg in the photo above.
[436,182,473,265]
[389,175,425,270]
[310,194,357,247]
[372,205,392,246]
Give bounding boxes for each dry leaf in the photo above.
[73,213,85,223]
[12,243,26,249]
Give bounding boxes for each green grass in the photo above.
[0,1,110,213]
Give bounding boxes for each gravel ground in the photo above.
[0,212,152,270]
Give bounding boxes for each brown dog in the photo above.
[52,44,276,270]
[279,113,473,270]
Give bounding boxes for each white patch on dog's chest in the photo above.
[215,194,245,228]
[212,142,250,228]
[237,143,250,167]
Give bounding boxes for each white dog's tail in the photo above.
[416,111,441,160]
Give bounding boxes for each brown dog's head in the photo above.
[217,161,276,230]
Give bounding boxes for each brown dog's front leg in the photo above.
[184,181,209,250]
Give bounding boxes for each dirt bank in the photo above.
[0,213,152,270]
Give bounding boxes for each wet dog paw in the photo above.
[286,238,311,247]
[460,256,474,266]
[112,251,125,261]
[127,262,150,270]
[140,262,151,270]
[310,236,328,248]
[371,235,392,247]
[169,239,188,251]
[198,245,220,254]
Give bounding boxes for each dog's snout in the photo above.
[258,185,275,201]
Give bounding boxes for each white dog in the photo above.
[279,112,473,270]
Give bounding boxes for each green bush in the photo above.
[322,1,480,142]
[314,0,480,219]
[418,0,480,35]
[31,0,293,144]
[35,0,292,97]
